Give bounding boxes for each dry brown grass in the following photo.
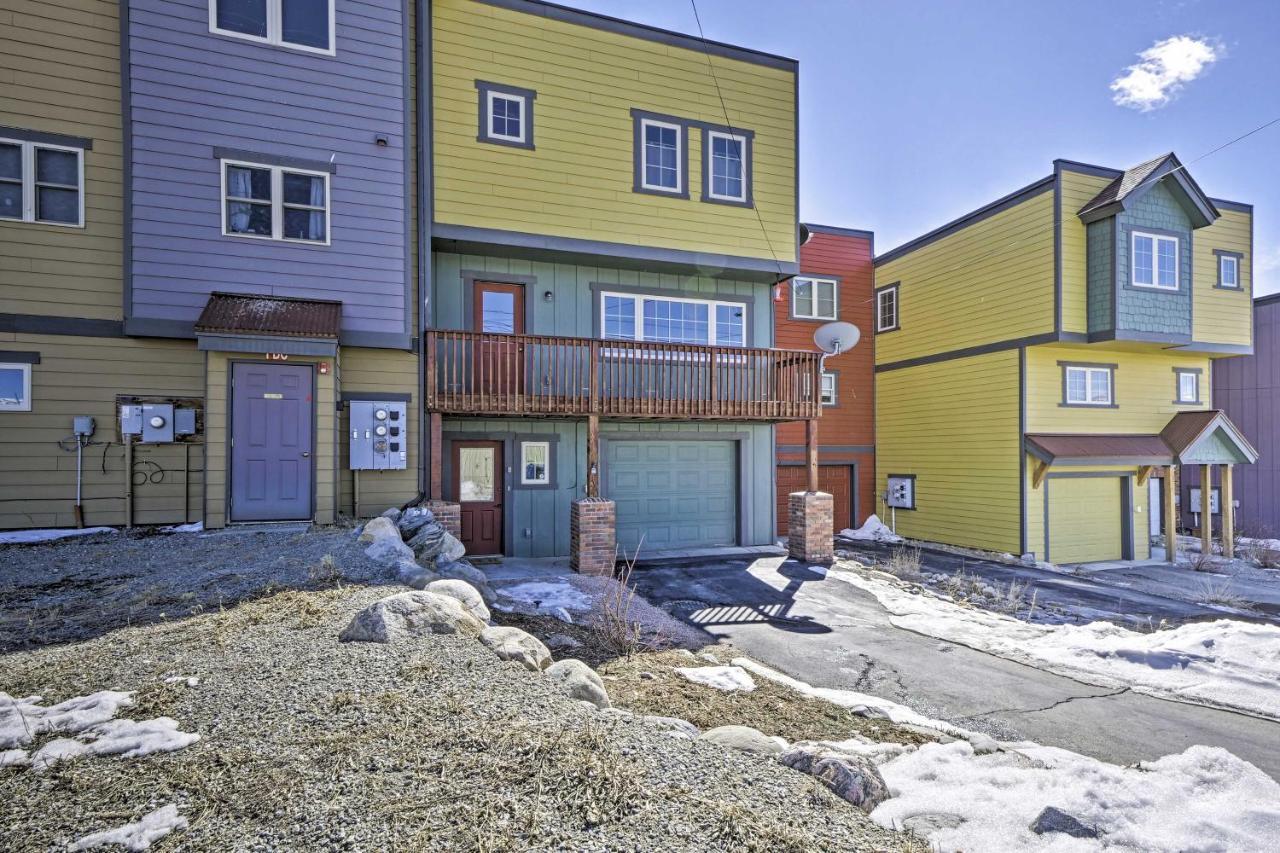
[880,548,923,580]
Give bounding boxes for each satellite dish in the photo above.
[798,224,813,246]
[814,321,860,356]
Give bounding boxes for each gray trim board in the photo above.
[473,0,798,70]
[1177,341,1255,355]
[119,0,133,325]
[461,270,538,332]
[0,350,41,364]
[417,0,434,504]
[803,223,874,241]
[1018,346,1027,556]
[197,334,338,357]
[630,109,690,200]
[1088,330,1193,345]
[0,313,125,338]
[1053,163,1062,334]
[588,281,754,345]
[1209,198,1252,214]
[340,391,413,403]
[212,146,339,174]
[1053,159,1122,180]
[699,122,755,208]
[875,331,1063,373]
[402,0,412,342]
[0,125,93,150]
[475,80,537,150]
[1213,249,1244,290]
[431,222,797,281]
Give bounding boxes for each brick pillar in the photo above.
[571,497,616,576]
[788,491,833,563]
[425,500,461,541]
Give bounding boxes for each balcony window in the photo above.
[792,277,837,320]
[1132,231,1179,290]
[222,159,329,244]
[0,137,84,227]
[210,0,335,54]
[600,292,746,346]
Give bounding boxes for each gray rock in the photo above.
[357,516,399,544]
[479,626,552,672]
[642,715,699,738]
[408,523,466,567]
[364,533,415,566]
[902,813,965,834]
[965,732,1000,755]
[1030,807,1098,839]
[545,659,610,709]
[425,579,491,623]
[699,725,786,756]
[379,507,402,524]
[848,704,892,721]
[780,746,890,812]
[545,633,582,651]
[437,561,495,604]
[394,560,439,590]
[397,506,436,538]
[338,592,484,643]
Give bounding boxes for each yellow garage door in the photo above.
[1048,476,1123,564]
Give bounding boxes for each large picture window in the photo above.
[222,159,329,244]
[1131,231,1179,290]
[210,0,335,54]
[600,292,746,347]
[0,137,84,227]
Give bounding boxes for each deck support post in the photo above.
[806,418,819,493]
[1221,464,1234,560]
[586,414,600,498]
[1163,465,1178,564]
[428,412,443,500]
[1201,463,1214,560]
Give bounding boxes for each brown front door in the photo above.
[454,440,503,555]
[473,281,525,398]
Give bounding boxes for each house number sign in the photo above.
[266,353,290,361]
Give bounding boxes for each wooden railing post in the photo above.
[806,417,819,492]
[589,339,601,415]
[424,331,436,408]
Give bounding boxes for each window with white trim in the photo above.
[876,285,899,332]
[0,138,84,227]
[820,372,837,406]
[486,92,525,144]
[1064,365,1113,406]
[1219,254,1240,289]
[0,363,32,411]
[640,118,682,193]
[600,292,745,346]
[1132,231,1179,290]
[1175,370,1200,404]
[520,441,550,485]
[210,0,335,53]
[792,277,837,320]
[222,160,329,244]
[706,130,747,203]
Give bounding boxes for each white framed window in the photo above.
[876,284,899,332]
[476,82,536,149]
[520,441,550,485]
[1175,369,1201,404]
[1219,254,1240,289]
[1131,231,1179,290]
[0,363,32,411]
[640,118,683,194]
[209,0,335,55]
[221,159,330,245]
[792,277,837,321]
[488,92,525,143]
[705,130,748,203]
[600,291,746,347]
[1063,364,1114,406]
[0,138,84,227]
[820,372,837,406]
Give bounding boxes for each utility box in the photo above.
[174,407,198,436]
[120,404,143,438]
[886,475,916,510]
[121,402,176,443]
[349,401,408,471]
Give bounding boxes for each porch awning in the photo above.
[1026,410,1259,468]
[1160,410,1259,465]
[194,292,342,356]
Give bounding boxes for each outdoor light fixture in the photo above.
[543,290,554,301]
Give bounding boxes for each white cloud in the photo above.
[1111,35,1222,111]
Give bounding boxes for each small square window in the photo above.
[1175,370,1200,404]
[0,363,32,411]
[876,285,899,332]
[820,372,837,406]
[520,441,550,485]
[477,82,536,149]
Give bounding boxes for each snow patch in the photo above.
[0,526,116,545]
[1,690,134,748]
[498,581,593,613]
[163,676,200,687]
[839,514,903,544]
[674,665,757,693]
[160,521,204,534]
[70,804,188,851]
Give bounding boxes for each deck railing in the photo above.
[425,330,822,421]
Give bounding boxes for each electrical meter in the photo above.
[886,475,916,510]
[349,401,408,470]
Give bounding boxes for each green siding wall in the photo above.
[1114,182,1193,337]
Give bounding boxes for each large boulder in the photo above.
[395,560,439,590]
[698,725,786,756]
[1030,807,1098,839]
[437,561,495,604]
[357,515,399,544]
[397,506,436,538]
[780,745,889,812]
[339,592,484,643]
[364,534,414,566]
[425,579,490,623]
[407,522,466,567]
[479,626,552,672]
[379,507,403,524]
[545,659,610,709]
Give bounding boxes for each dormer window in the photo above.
[1132,231,1179,290]
[476,82,536,150]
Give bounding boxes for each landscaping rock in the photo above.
[1030,806,1098,839]
[699,725,786,756]
[479,626,552,672]
[545,659,610,709]
[545,633,582,651]
[425,579,490,623]
[364,534,415,566]
[902,813,965,835]
[965,732,1000,755]
[396,506,435,538]
[437,561,496,604]
[780,746,889,812]
[357,516,399,544]
[394,560,439,590]
[642,715,699,739]
[379,507,402,524]
[408,523,466,567]
[338,592,484,643]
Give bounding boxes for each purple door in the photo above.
[230,362,314,521]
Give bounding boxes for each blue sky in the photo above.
[566,0,1280,296]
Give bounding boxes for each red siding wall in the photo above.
[776,226,876,530]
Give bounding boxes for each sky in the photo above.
[564,0,1280,296]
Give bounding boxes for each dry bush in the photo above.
[992,579,1030,616]
[1197,577,1249,610]
[1188,549,1218,573]
[590,536,662,659]
[307,553,342,587]
[881,547,923,579]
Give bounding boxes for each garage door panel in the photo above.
[608,439,737,550]
[1048,477,1123,564]
[776,465,854,536]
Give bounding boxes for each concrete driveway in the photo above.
[632,556,1280,781]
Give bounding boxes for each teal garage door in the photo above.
[605,440,737,552]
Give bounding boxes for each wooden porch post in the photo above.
[1221,464,1235,559]
[1163,465,1178,563]
[806,418,819,492]
[428,412,443,500]
[586,414,600,497]
[1201,463,1213,559]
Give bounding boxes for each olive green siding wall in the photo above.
[338,347,421,518]
[1058,168,1113,336]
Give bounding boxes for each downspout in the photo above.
[405,0,433,509]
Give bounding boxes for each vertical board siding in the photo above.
[874,190,1055,365]
[875,350,1022,553]
[127,0,408,336]
[1059,169,1113,336]
[0,0,123,320]
[338,347,420,515]
[1194,209,1253,347]
[431,0,796,264]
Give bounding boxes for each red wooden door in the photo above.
[473,282,525,398]
[454,440,503,555]
[777,465,853,536]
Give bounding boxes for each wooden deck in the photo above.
[425,330,822,421]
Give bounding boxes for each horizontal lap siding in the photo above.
[1026,464,1149,564]
[875,350,1021,553]
[0,0,123,320]
[875,190,1055,365]
[127,0,408,336]
[338,347,420,516]
[432,0,796,264]
[1193,209,1252,347]
[1059,169,1113,336]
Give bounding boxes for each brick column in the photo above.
[424,500,461,541]
[571,497,616,576]
[788,491,833,563]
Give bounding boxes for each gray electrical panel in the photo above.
[174,407,198,436]
[349,401,408,470]
[121,402,176,443]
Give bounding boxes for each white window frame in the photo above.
[819,371,837,406]
[1131,230,1180,291]
[705,129,748,203]
[485,91,527,145]
[0,362,32,412]
[519,441,550,486]
[639,118,684,194]
[792,277,838,321]
[1175,370,1200,404]
[208,0,337,56]
[598,291,746,347]
[876,285,899,332]
[0,138,85,228]
[1220,254,1239,289]
[220,158,331,246]
[1064,365,1114,406]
